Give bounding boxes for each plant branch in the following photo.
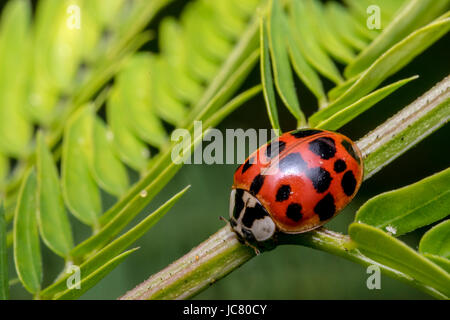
[120,75,450,300]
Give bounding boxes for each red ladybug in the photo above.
[229,129,363,243]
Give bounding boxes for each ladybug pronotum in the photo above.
[229,129,363,243]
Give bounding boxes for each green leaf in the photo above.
[159,18,203,104]
[326,2,368,52]
[191,49,259,125]
[420,219,450,262]
[309,0,355,65]
[37,132,73,258]
[316,76,418,130]
[286,18,326,107]
[55,248,139,300]
[62,107,101,227]
[268,0,305,124]
[13,170,42,294]
[346,6,378,41]
[45,1,85,91]
[422,254,450,274]
[27,0,63,124]
[0,154,8,189]
[190,1,233,62]
[90,116,129,197]
[42,186,190,298]
[0,202,8,299]
[260,18,280,132]
[328,76,358,101]
[112,0,173,54]
[107,86,149,172]
[118,54,168,147]
[310,15,450,126]
[349,222,450,298]
[84,0,125,28]
[289,0,342,84]
[3,190,18,224]
[356,168,450,236]
[420,219,450,273]
[181,2,220,82]
[190,9,259,117]
[0,0,32,157]
[151,56,188,126]
[214,0,248,38]
[345,0,450,78]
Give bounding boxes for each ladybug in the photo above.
[229,129,363,244]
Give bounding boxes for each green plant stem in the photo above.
[120,75,450,300]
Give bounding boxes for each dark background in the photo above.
[6,0,450,299]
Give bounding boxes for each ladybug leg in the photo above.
[223,215,261,254]
[244,240,261,256]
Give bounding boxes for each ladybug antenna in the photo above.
[219,216,228,223]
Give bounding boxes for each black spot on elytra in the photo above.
[290,129,323,139]
[242,202,268,228]
[276,185,291,202]
[250,174,265,195]
[308,137,336,160]
[286,203,303,222]
[278,152,307,174]
[233,189,244,219]
[334,159,347,173]
[314,193,336,221]
[307,167,332,193]
[241,157,254,174]
[266,140,286,159]
[342,170,357,196]
[341,139,360,163]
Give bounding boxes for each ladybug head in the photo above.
[229,188,276,242]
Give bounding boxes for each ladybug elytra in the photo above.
[229,129,363,243]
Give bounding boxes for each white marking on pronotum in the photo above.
[251,216,276,242]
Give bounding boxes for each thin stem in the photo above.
[120,75,450,300]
